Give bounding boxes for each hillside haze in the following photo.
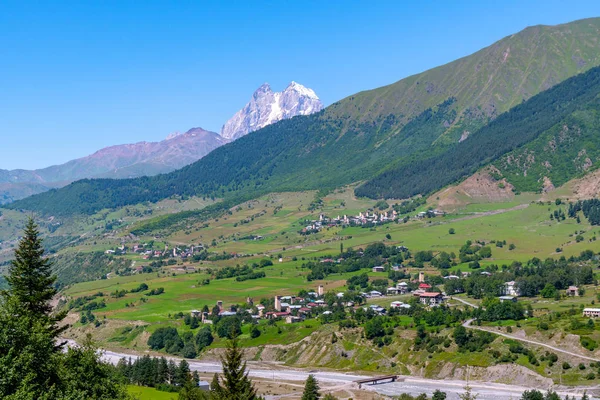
[8,18,600,215]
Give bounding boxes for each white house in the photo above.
[503,281,520,297]
[387,287,399,295]
[390,301,411,309]
[583,308,600,318]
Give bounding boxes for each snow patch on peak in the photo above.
[165,132,182,140]
[285,81,319,99]
[221,81,323,140]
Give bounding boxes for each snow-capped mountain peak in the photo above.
[220,81,323,140]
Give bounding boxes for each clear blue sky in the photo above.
[1,1,599,170]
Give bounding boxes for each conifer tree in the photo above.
[301,374,321,400]
[5,218,57,317]
[0,218,127,399]
[211,337,261,400]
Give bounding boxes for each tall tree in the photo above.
[211,337,261,400]
[5,218,56,317]
[0,219,126,399]
[301,375,320,400]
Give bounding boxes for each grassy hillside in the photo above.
[327,18,600,138]
[7,18,600,216]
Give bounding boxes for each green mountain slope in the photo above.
[327,17,600,143]
[356,65,600,198]
[7,18,600,215]
[493,100,600,192]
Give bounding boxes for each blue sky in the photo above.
[1,1,599,170]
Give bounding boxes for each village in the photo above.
[188,265,597,327]
[300,208,446,234]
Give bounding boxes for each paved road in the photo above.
[97,345,594,399]
[463,319,600,363]
[451,296,480,309]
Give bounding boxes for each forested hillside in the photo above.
[6,18,600,215]
[356,66,600,198]
[493,101,600,192]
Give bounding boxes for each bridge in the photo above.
[353,374,399,388]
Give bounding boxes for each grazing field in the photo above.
[66,259,352,324]
[127,385,177,400]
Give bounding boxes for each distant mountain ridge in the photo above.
[0,82,322,204]
[220,81,323,140]
[7,18,600,215]
[0,127,227,204]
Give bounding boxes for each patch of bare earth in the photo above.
[431,169,515,212]
[569,169,600,199]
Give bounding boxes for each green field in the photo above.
[127,385,177,400]
[62,188,600,329]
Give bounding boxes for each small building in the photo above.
[583,308,600,318]
[369,305,386,314]
[390,301,411,309]
[197,381,210,391]
[566,286,579,297]
[265,311,290,319]
[369,290,382,297]
[503,281,520,297]
[372,266,385,273]
[190,310,202,318]
[386,287,399,295]
[498,296,517,303]
[397,282,409,294]
[219,311,237,317]
[418,283,431,290]
[285,315,303,324]
[419,292,444,306]
[443,275,460,280]
[317,285,324,296]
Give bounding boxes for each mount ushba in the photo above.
[221,81,324,140]
[0,82,322,204]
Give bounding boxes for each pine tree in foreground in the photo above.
[210,337,262,400]
[0,218,128,399]
[4,218,67,338]
[301,374,321,400]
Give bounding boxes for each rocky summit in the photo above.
[220,81,323,140]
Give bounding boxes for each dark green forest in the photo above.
[356,66,600,198]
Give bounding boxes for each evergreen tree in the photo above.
[178,381,210,400]
[5,218,58,318]
[157,357,169,385]
[301,374,320,400]
[176,360,191,387]
[211,337,261,400]
[60,335,129,399]
[459,385,478,400]
[0,219,126,399]
[432,390,447,400]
